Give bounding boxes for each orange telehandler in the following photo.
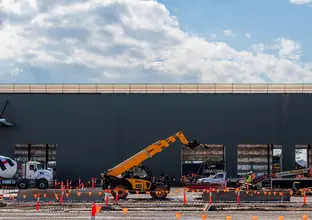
[100,131,207,199]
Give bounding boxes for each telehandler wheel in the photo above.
[150,185,168,199]
[111,184,129,200]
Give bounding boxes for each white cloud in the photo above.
[274,37,302,60]
[250,37,302,61]
[245,33,251,39]
[0,0,311,83]
[1,0,38,16]
[223,30,235,37]
[289,0,312,5]
[250,43,266,53]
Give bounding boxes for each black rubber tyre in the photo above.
[150,185,168,199]
[17,180,29,189]
[37,179,48,189]
[111,184,129,200]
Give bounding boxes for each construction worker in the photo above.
[251,171,256,182]
[247,172,252,183]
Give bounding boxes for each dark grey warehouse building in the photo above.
[1,83,312,183]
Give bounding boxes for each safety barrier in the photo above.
[2,186,310,207]
[1,83,312,93]
[202,187,292,203]
[2,187,311,202]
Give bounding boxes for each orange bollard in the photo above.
[209,186,213,204]
[278,216,284,220]
[183,187,186,205]
[237,187,241,204]
[66,180,69,190]
[304,188,307,205]
[104,191,109,206]
[115,188,118,205]
[201,214,207,220]
[59,185,65,205]
[35,193,40,212]
[252,216,258,220]
[90,202,96,220]
[226,216,232,220]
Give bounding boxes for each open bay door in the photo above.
[181,144,225,182]
[237,144,282,177]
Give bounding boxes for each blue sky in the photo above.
[0,0,312,83]
[162,0,312,61]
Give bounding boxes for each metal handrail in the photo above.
[0,83,310,93]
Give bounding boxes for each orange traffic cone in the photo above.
[91,202,96,220]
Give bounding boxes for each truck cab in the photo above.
[18,161,54,189]
[22,161,52,179]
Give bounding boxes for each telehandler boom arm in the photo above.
[106,131,206,177]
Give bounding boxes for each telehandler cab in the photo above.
[100,131,207,199]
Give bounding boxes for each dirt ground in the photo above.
[0,210,311,220]
[1,188,312,219]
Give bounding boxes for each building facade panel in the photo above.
[0,92,312,181]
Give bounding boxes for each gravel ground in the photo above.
[0,210,311,220]
[1,188,312,219]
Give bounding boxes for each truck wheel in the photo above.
[18,181,29,189]
[150,185,168,199]
[111,184,129,200]
[38,179,48,189]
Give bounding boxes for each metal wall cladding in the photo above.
[1,93,312,180]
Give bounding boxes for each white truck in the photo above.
[196,172,227,186]
[186,172,228,191]
[0,155,53,189]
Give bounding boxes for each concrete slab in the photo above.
[202,190,291,202]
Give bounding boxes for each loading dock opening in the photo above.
[14,144,57,179]
[295,145,309,169]
[272,145,282,173]
[237,144,282,177]
[181,144,225,181]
